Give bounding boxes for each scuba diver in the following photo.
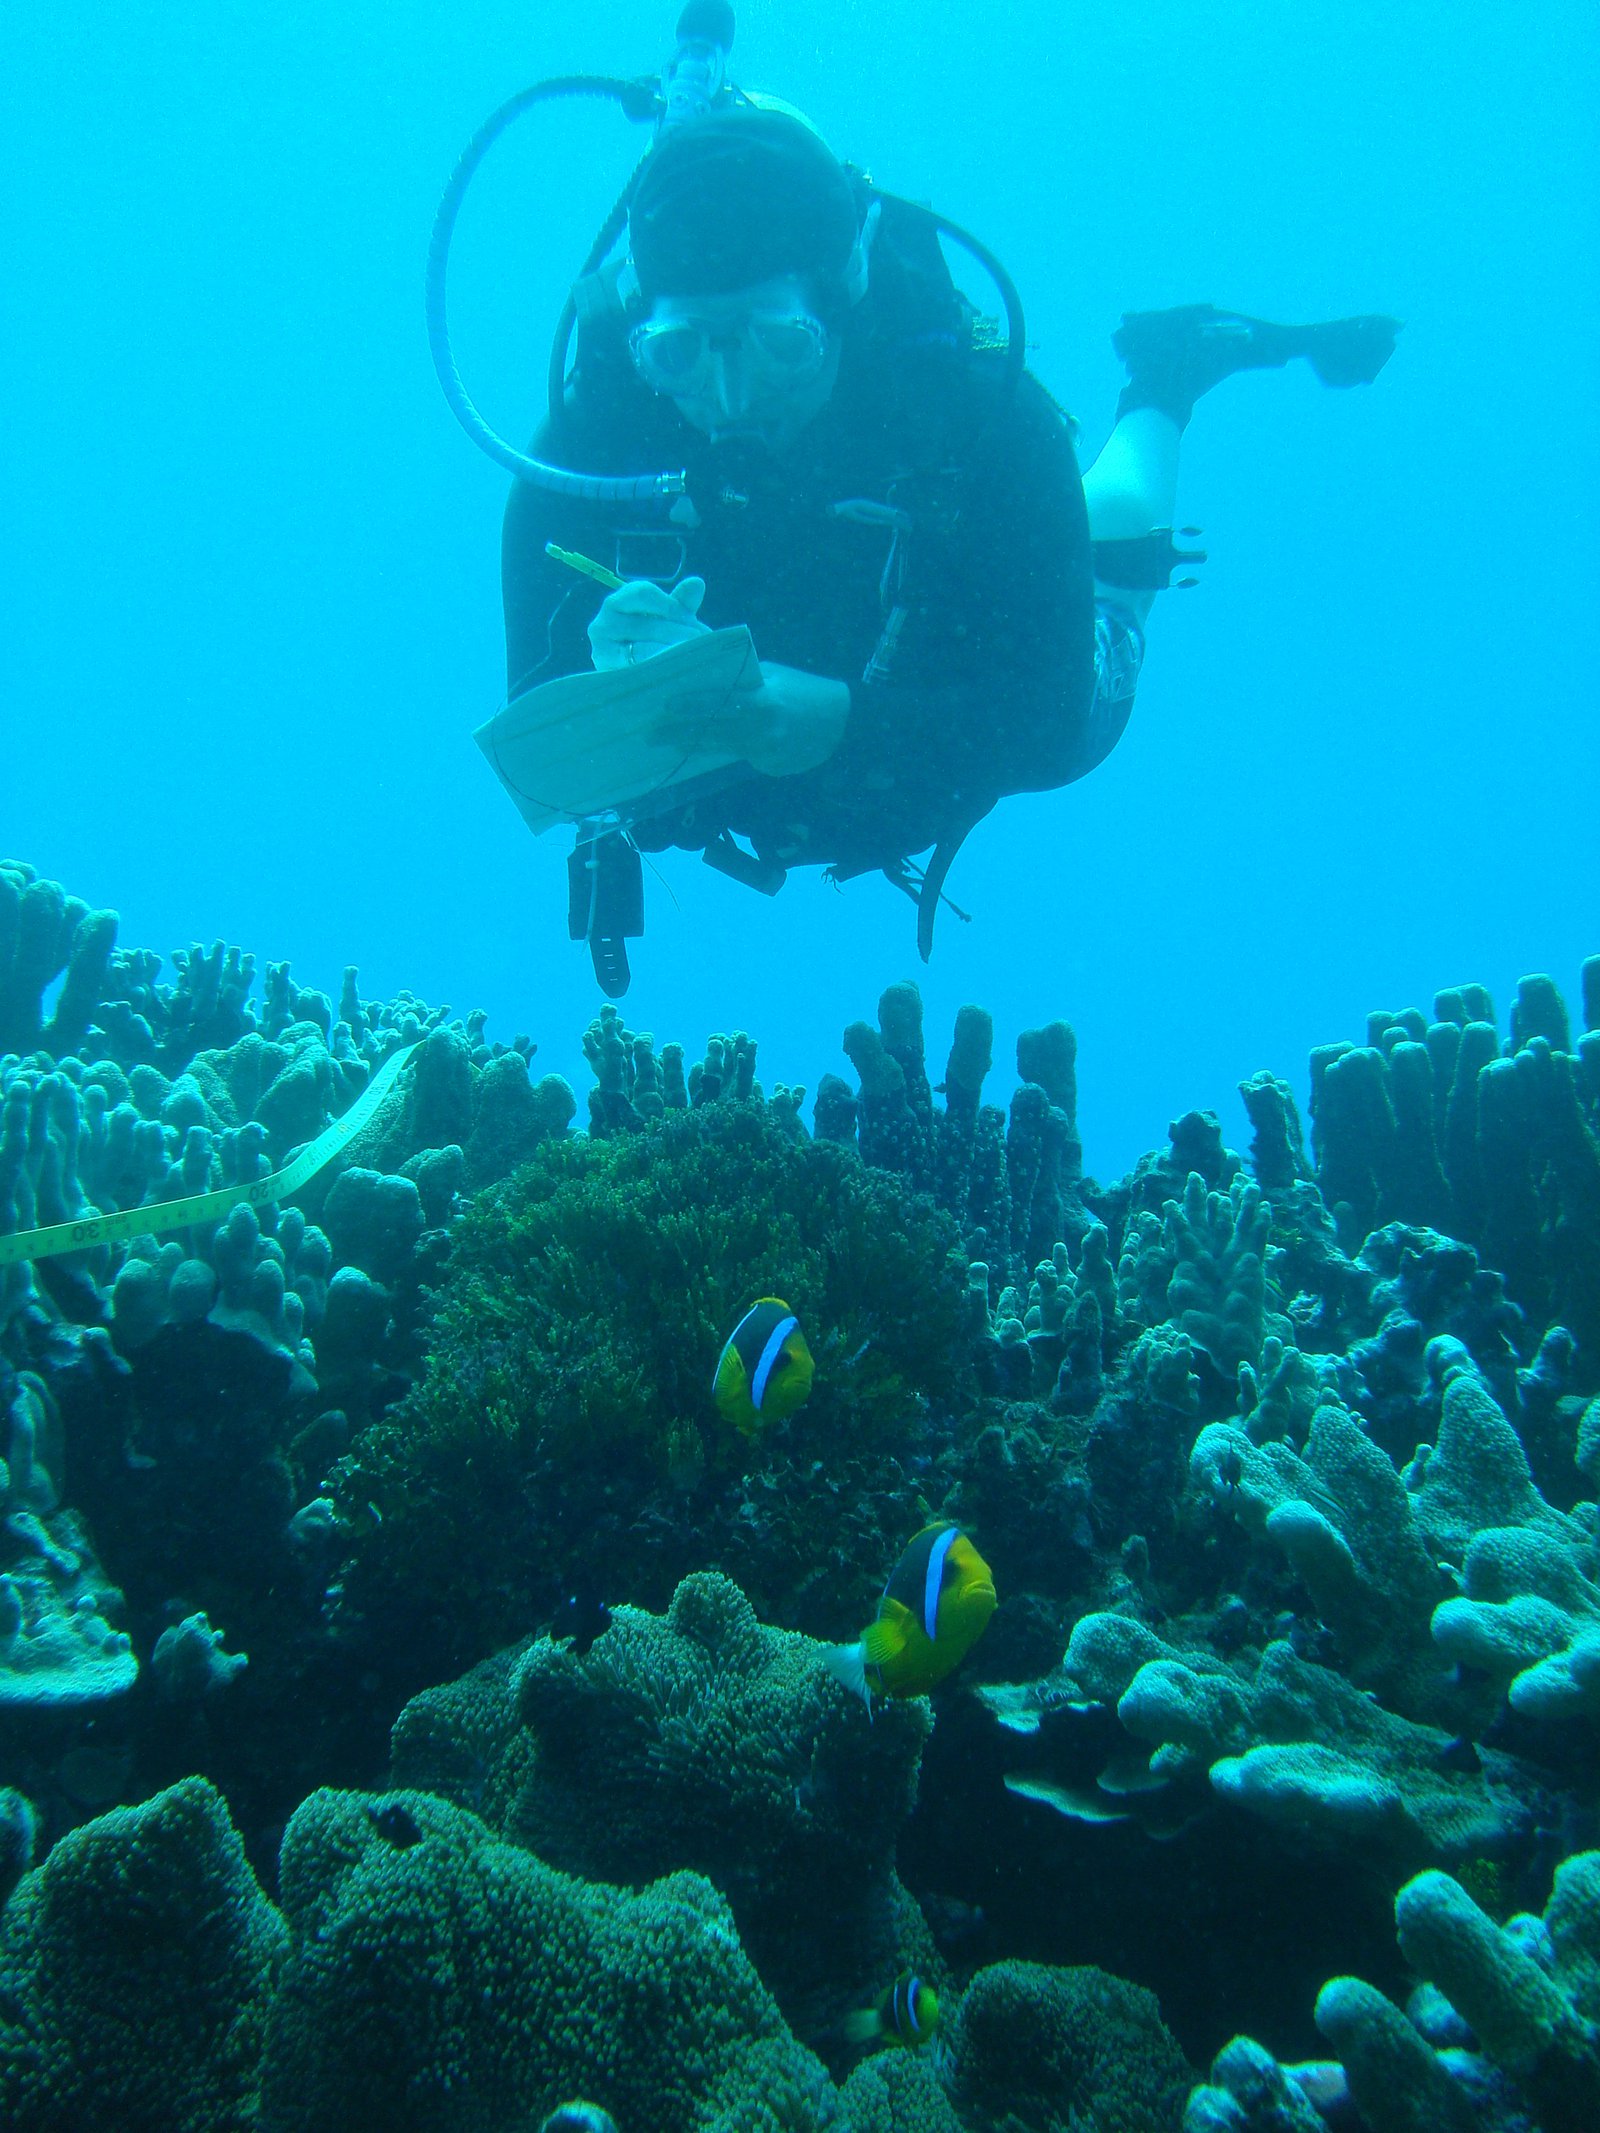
[442,4,1398,996]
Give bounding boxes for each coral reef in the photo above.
[1186,1847,1600,2133]
[1,861,576,1832]
[4,857,1599,2130]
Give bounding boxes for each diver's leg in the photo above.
[1083,408,1181,538]
[1082,409,1183,624]
[1082,304,1401,620]
[1077,305,1401,748]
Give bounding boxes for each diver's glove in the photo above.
[589,575,710,670]
[1093,527,1208,592]
[644,659,850,779]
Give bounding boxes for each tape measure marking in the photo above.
[0,1041,419,1270]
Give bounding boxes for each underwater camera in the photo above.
[425,0,1026,519]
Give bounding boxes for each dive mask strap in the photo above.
[841,198,882,308]
[573,256,642,333]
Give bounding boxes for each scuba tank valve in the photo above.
[661,2,736,130]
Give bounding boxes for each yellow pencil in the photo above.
[544,541,626,591]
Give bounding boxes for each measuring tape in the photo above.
[0,1041,419,1271]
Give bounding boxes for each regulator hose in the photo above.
[872,192,1028,407]
[425,73,689,508]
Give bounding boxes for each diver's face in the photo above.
[631,273,841,450]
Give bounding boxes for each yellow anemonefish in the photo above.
[841,1969,941,2050]
[825,1522,996,1705]
[712,1297,815,1437]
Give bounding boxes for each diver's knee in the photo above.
[1075,603,1146,771]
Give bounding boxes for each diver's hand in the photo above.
[589,576,710,671]
[648,660,850,778]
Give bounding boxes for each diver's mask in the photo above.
[628,305,831,400]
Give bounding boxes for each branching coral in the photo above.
[1190,1401,1449,1712]
[1309,969,1600,1377]
[1118,1173,1291,1384]
[1061,1613,1526,1866]
[1186,1849,1600,2133]
[822,984,1089,1289]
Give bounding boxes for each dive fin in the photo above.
[1301,313,1402,388]
[1113,304,1401,427]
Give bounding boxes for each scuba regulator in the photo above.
[426,0,1027,522]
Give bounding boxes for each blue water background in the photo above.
[5,0,1596,1175]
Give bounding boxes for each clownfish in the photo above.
[841,1969,941,2051]
[824,1522,996,1706]
[712,1297,814,1437]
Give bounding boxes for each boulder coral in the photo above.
[391,1570,933,2035]
[0,1775,286,2132]
[261,1787,836,2133]
[947,1959,1193,2133]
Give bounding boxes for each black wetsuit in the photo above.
[502,221,1101,910]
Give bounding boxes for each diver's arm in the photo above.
[639,651,851,777]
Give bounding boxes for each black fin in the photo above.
[1303,313,1403,388]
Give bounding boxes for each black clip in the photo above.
[701,831,787,897]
